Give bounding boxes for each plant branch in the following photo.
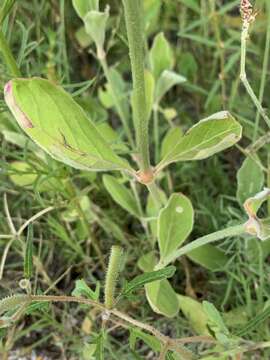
[29,294,193,358]
[122,0,150,172]
[158,223,246,268]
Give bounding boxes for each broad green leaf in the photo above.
[103,175,140,218]
[145,70,155,121]
[82,343,97,360]
[155,70,186,103]
[157,111,242,171]
[143,0,162,34]
[123,266,175,296]
[75,26,92,49]
[237,156,264,205]
[4,78,132,172]
[9,161,58,191]
[98,68,129,121]
[203,301,230,344]
[178,295,210,335]
[158,193,194,263]
[145,279,179,317]
[72,279,100,301]
[72,0,99,19]
[3,130,36,150]
[161,127,183,159]
[84,9,109,56]
[187,244,228,271]
[178,52,198,79]
[129,328,161,353]
[24,224,33,279]
[149,32,174,80]
[138,251,157,272]
[62,195,92,222]
[96,122,129,153]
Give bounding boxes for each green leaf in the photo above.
[129,328,161,353]
[149,32,174,80]
[98,68,129,120]
[178,295,210,335]
[187,244,228,271]
[123,266,176,296]
[143,0,162,34]
[161,127,183,159]
[75,26,92,49]
[145,70,155,121]
[237,156,264,205]
[158,193,194,263]
[155,70,186,103]
[84,8,109,55]
[103,175,140,217]
[4,78,132,172]
[145,279,179,317]
[72,279,100,301]
[24,224,34,279]
[157,111,242,171]
[72,0,99,19]
[138,251,157,272]
[9,161,58,191]
[203,301,230,344]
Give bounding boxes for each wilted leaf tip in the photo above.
[4,80,34,129]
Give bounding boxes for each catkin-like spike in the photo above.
[104,245,123,309]
[0,295,29,315]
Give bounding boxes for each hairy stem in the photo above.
[122,0,150,172]
[104,245,123,309]
[158,223,246,268]
[0,29,21,77]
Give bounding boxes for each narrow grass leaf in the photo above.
[123,266,176,295]
[24,224,33,279]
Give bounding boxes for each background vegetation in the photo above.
[1,0,270,358]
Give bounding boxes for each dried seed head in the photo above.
[240,0,255,23]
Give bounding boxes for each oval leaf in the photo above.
[178,295,210,335]
[103,175,140,217]
[145,279,179,317]
[4,78,132,172]
[187,244,228,271]
[237,156,264,205]
[157,111,242,171]
[158,193,194,264]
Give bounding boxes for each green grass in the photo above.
[1,0,270,359]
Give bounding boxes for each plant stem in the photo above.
[147,181,165,210]
[154,104,159,163]
[29,294,192,358]
[0,29,21,77]
[100,58,135,148]
[253,2,270,140]
[158,223,246,268]
[240,20,270,129]
[122,0,150,172]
